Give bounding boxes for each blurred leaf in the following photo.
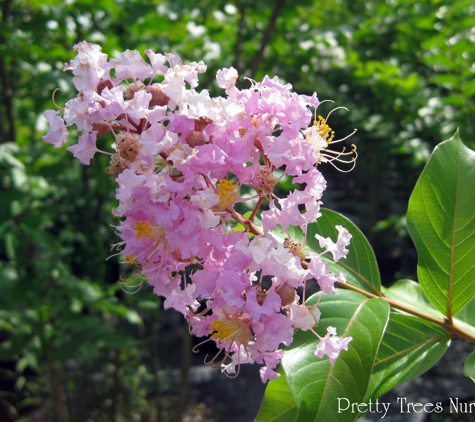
[0,144,24,169]
[430,74,459,89]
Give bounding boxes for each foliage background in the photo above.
[0,0,474,421]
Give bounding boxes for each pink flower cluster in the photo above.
[43,42,355,382]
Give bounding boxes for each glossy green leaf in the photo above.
[454,295,475,327]
[308,208,381,295]
[407,132,475,318]
[382,279,443,320]
[463,350,475,383]
[255,369,298,422]
[366,314,450,400]
[384,278,475,339]
[258,290,389,422]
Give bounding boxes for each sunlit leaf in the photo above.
[407,132,475,318]
[272,290,389,422]
[366,314,449,400]
[255,369,298,422]
[307,208,381,294]
[463,350,475,383]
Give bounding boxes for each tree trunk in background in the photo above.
[0,0,16,143]
[174,320,192,422]
[48,362,70,422]
[249,0,287,79]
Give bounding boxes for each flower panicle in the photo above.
[42,41,357,382]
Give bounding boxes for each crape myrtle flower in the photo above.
[315,326,353,364]
[43,41,357,382]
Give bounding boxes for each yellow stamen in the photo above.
[210,315,252,345]
[125,253,139,265]
[216,179,238,207]
[314,115,335,144]
[133,220,154,238]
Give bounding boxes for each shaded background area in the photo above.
[1,0,474,420]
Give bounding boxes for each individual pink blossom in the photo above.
[216,67,239,98]
[63,42,109,99]
[112,49,153,80]
[216,67,238,89]
[307,257,338,295]
[262,190,321,233]
[144,50,168,75]
[315,225,352,261]
[42,110,69,147]
[256,350,283,383]
[293,167,327,200]
[245,287,281,321]
[66,131,98,165]
[314,326,352,364]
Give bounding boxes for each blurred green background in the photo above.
[1,0,474,420]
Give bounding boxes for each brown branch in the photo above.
[229,208,263,237]
[48,362,71,422]
[335,281,475,344]
[248,196,265,222]
[249,0,287,79]
[174,320,192,422]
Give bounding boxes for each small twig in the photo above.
[248,196,265,222]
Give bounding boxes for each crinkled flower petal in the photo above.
[314,326,352,364]
[43,110,69,148]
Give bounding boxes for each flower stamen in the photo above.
[216,179,239,207]
[304,107,357,171]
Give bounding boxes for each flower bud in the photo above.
[96,79,113,94]
[185,130,207,147]
[255,284,268,306]
[275,282,297,307]
[145,85,170,106]
[194,117,212,132]
[125,81,145,100]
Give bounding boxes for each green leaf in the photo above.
[276,290,389,422]
[430,74,459,89]
[0,143,24,169]
[308,208,381,295]
[366,314,449,400]
[384,278,475,339]
[93,299,142,325]
[456,295,475,326]
[382,279,443,320]
[407,132,475,318]
[255,369,298,422]
[463,350,475,383]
